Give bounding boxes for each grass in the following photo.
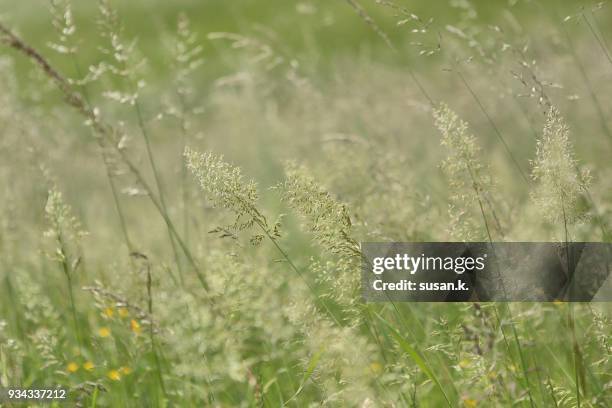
[0,0,611,406]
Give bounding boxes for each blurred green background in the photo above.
[4,0,609,85]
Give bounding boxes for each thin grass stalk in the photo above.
[177,93,191,247]
[376,313,453,406]
[2,274,23,341]
[55,223,83,349]
[132,97,186,286]
[540,5,612,144]
[457,70,529,183]
[71,54,136,258]
[561,25,612,143]
[513,95,541,140]
[142,256,168,401]
[362,258,458,402]
[467,167,535,408]
[0,218,25,341]
[342,0,434,105]
[581,11,612,67]
[568,303,582,408]
[120,157,206,289]
[103,156,135,254]
[560,195,584,408]
[529,338,548,406]
[354,230,457,401]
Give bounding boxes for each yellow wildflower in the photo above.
[83,361,95,371]
[67,362,79,373]
[459,359,471,369]
[118,307,129,318]
[463,398,478,408]
[104,307,114,318]
[98,327,111,338]
[107,370,121,381]
[120,366,132,375]
[369,362,383,374]
[130,319,141,335]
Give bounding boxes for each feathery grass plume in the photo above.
[164,12,204,147]
[530,107,592,406]
[158,13,205,139]
[43,185,87,347]
[44,186,87,268]
[434,105,541,404]
[173,13,203,96]
[434,103,501,241]
[184,147,269,236]
[96,0,146,105]
[276,162,363,312]
[47,0,77,57]
[277,162,360,259]
[47,0,98,96]
[530,106,591,229]
[275,164,384,403]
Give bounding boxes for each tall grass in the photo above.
[0,0,611,406]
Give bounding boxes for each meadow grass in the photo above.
[0,0,611,406]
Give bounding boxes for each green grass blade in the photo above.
[375,312,453,407]
[283,347,325,406]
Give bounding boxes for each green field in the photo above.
[0,0,611,406]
